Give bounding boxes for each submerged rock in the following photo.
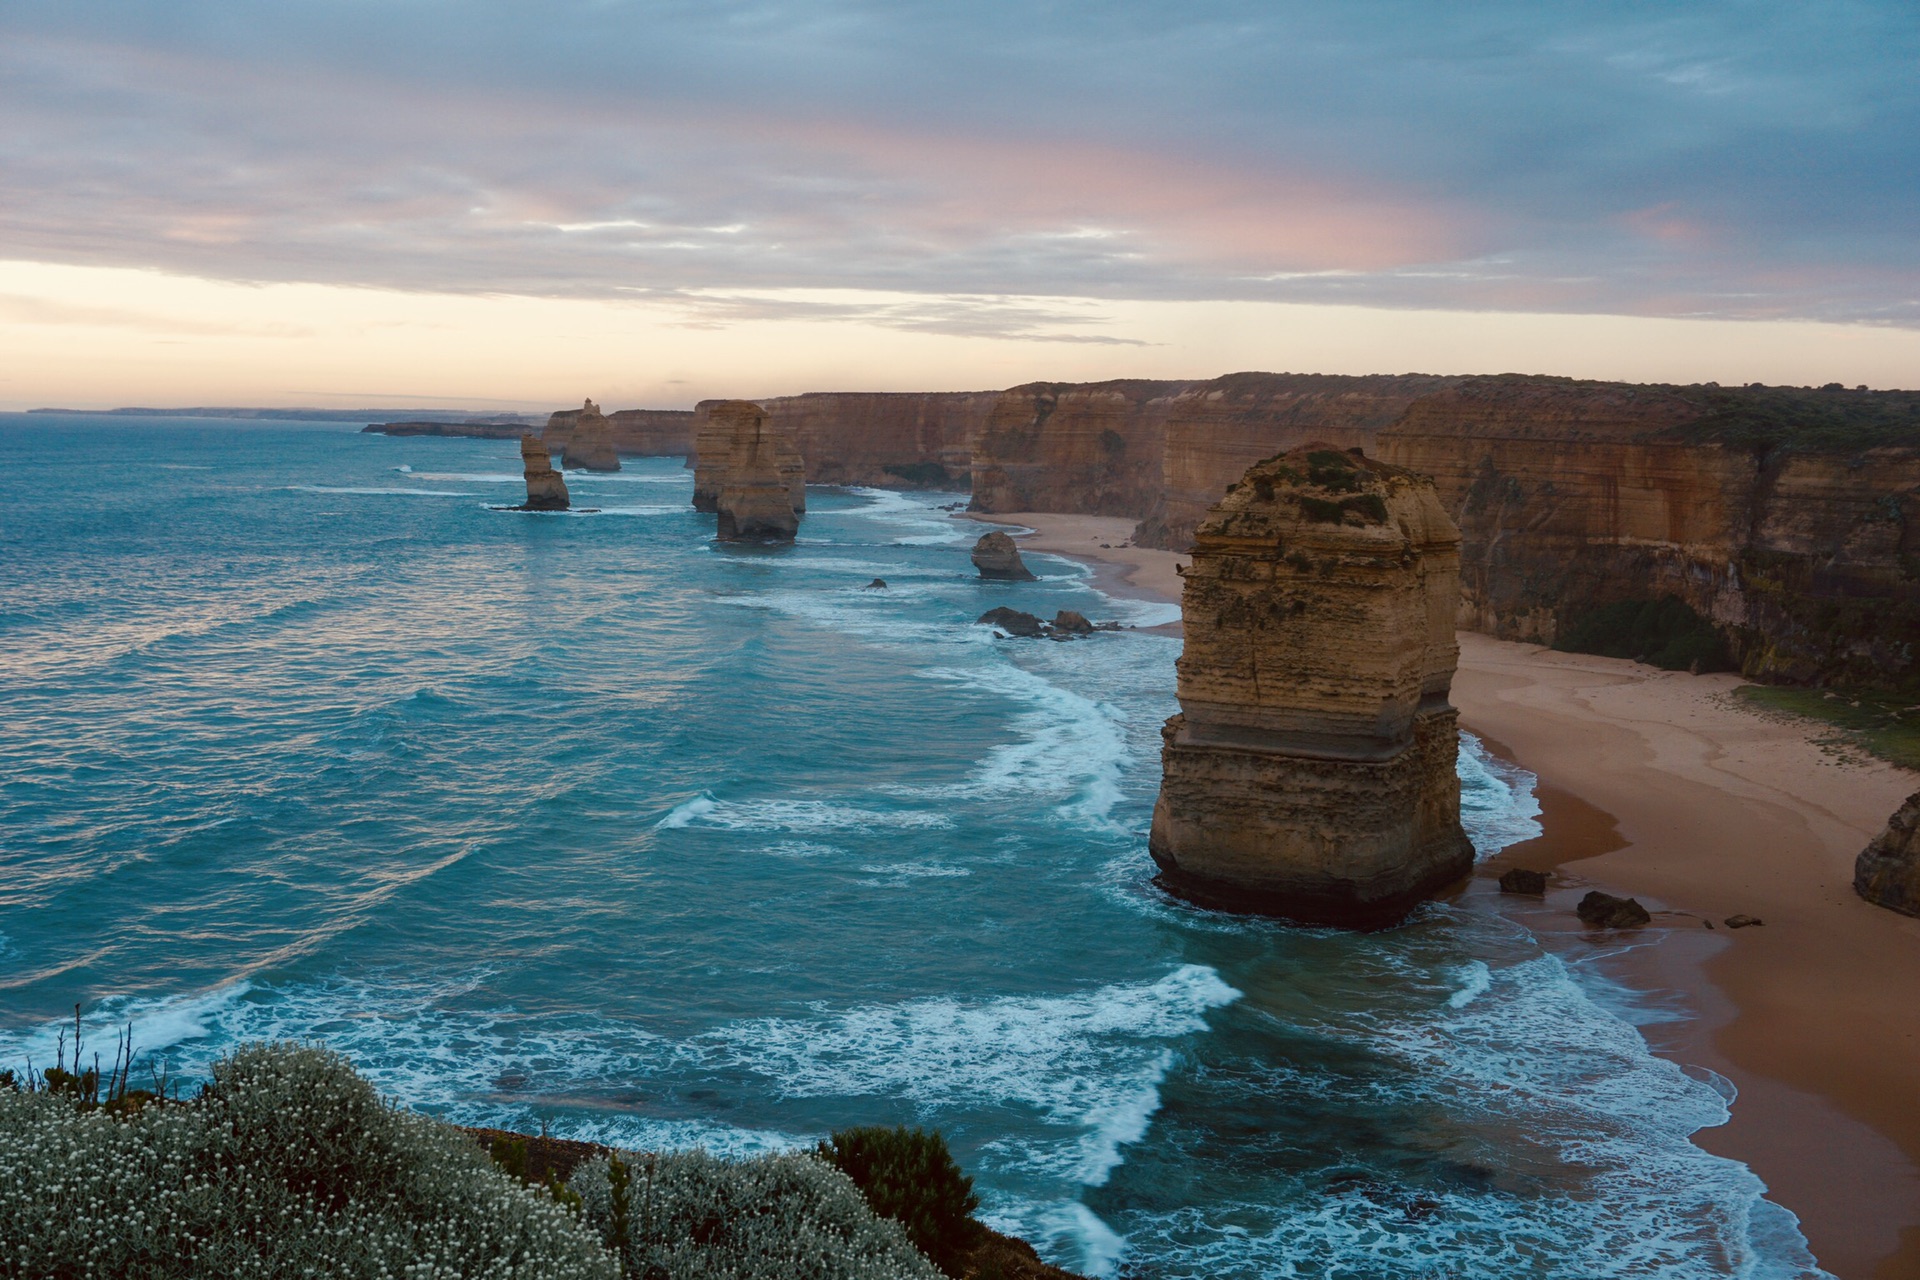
[971,532,1036,581]
[1575,890,1650,929]
[1856,792,1920,917]
[864,578,888,590]
[977,606,1046,638]
[1498,868,1548,895]
[1148,444,1473,927]
[517,435,570,511]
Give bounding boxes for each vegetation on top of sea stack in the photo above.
[817,1125,985,1277]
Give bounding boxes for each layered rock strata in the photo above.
[761,391,997,489]
[971,531,1036,580]
[371,410,690,453]
[1856,793,1920,916]
[518,436,570,511]
[710,403,804,542]
[1377,376,1920,687]
[691,401,806,515]
[1149,445,1473,925]
[554,399,621,472]
[969,381,1186,516]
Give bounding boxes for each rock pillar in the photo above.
[564,398,621,472]
[518,435,570,511]
[693,400,805,515]
[714,404,803,542]
[1148,444,1472,925]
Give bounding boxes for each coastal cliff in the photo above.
[369,409,692,456]
[968,380,1185,516]
[1149,446,1472,924]
[761,391,997,489]
[1378,376,1920,687]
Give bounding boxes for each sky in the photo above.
[3,0,1917,408]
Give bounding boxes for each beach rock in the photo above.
[1052,610,1094,634]
[1148,445,1473,926]
[977,607,1046,638]
[1575,890,1650,929]
[562,399,620,472]
[1856,792,1920,917]
[1724,914,1764,929]
[972,531,1036,580]
[1498,867,1548,895]
[517,435,569,511]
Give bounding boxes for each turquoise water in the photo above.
[0,417,1824,1278]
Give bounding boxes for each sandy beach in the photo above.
[1008,508,1920,1279]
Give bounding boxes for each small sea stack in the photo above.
[971,531,1036,580]
[1148,444,1473,926]
[517,435,570,511]
[563,398,621,472]
[714,405,802,542]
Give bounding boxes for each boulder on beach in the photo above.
[1575,890,1650,929]
[972,532,1036,581]
[977,607,1046,638]
[1052,610,1094,635]
[1498,867,1547,895]
[1855,791,1920,917]
[518,435,570,511]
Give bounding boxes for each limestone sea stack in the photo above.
[715,405,803,542]
[971,531,1036,580]
[1856,792,1920,916]
[518,435,570,511]
[692,400,805,514]
[1148,444,1474,926]
[563,399,621,472]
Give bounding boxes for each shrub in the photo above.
[815,1126,983,1276]
[0,1042,618,1279]
[1552,595,1734,672]
[570,1149,943,1280]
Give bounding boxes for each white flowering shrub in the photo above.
[569,1150,946,1280]
[0,1043,618,1279]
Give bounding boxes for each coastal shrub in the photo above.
[1552,595,1734,672]
[570,1148,944,1280]
[0,1042,618,1279]
[881,462,954,488]
[816,1126,983,1276]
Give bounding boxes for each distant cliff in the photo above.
[366,409,692,455]
[968,380,1186,515]
[757,391,997,489]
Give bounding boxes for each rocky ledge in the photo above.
[1856,792,1920,916]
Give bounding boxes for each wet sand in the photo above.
[1008,511,1920,1278]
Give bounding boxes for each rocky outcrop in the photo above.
[1856,792,1920,916]
[1575,891,1651,929]
[517,435,569,511]
[971,532,1036,580]
[761,391,997,490]
[362,420,529,439]
[710,403,803,542]
[551,399,620,472]
[691,401,806,515]
[369,410,690,454]
[1148,445,1473,925]
[1377,376,1920,688]
[969,381,1186,516]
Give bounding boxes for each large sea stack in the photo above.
[971,531,1036,580]
[1148,444,1473,925]
[692,400,806,515]
[563,398,620,472]
[518,435,570,511]
[713,402,803,542]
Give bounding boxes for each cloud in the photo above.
[0,1,1914,324]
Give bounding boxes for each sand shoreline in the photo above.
[996,508,1920,1279]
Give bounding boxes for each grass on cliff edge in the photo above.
[1734,685,1920,771]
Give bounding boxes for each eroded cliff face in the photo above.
[968,380,1186,516]
[1378,376,1920,687]
[560,399,621,472]
[1149,445,1472,925]
[760,391,997,490]
[542,405,693,460]
[1129,373,1463,546]
[713,405,803,543]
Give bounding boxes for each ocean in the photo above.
[0,416,1826,1278]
